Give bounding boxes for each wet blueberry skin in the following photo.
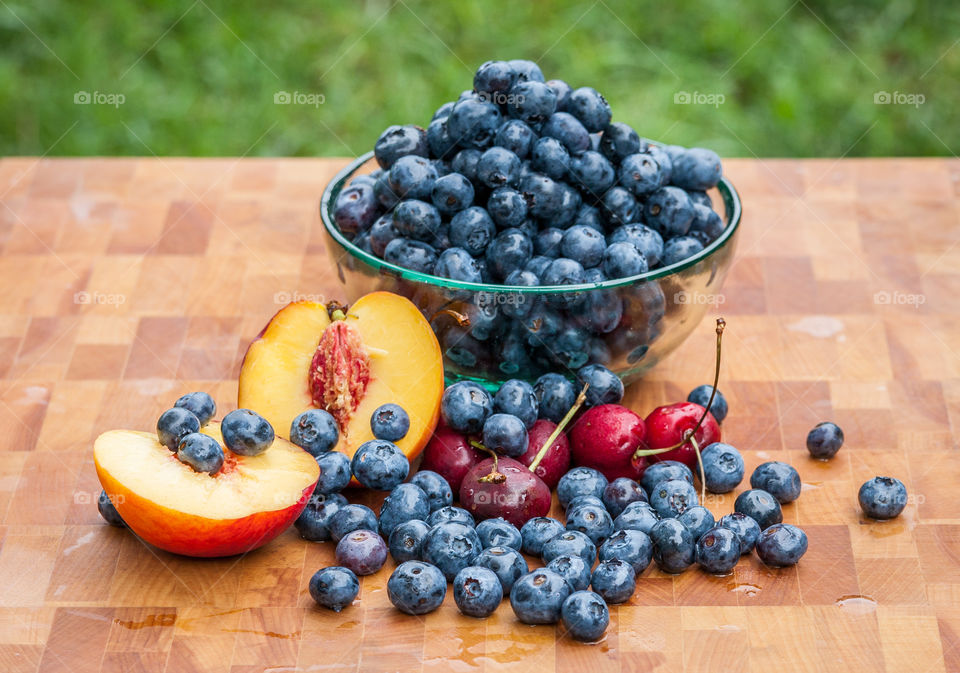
[313,451,352,495]
[649,478,700,519]
[534,373,577,425]
[858,476,908,520]
[388,519,430,563]
[602,241,648,278]
[495,119,536,159]
[650,518,695,573]
[289,409,339,456]
[98,491,125,527]
[335,529,388,576]
[453,566,503,618]
[695,526,741,574]
[474,60,517,97]
[389,155,437,200]
[565,503,614,545]
[309,566,360,612]
[562,590,610,642]
[393,199,441,241]
[487,187,529,228]
[510,569,573,625]
[520,517,566,556]
[734,489,783,530]
[598,528,653,575]
[383,238,438,274]
[493,379,539,430]
[330,504,379,543]
[599,121,642,162]
[476,518,523,550]
[613,501,661,535]
[640,461,694,495]
[482,413,528,458]
[576,364,624,407]
[157,407,201,452]
[700,442,745,494]
[565,495,606,516]
[427,505,475,528]
[546,554,592,591]
[374,124,428,170]
[662,235,704,266]
[410,470,453,513]
[807,421,844,459]
[677,506,716,543]
[378,483,430,538]
[431,172,474,215]
[602,477,648,518]
[221,408,275,457]
[671,147,723,191]
[568,87,612,133]
[542,530,597,566]
[423,522,483,581]
[351,439,410,490]
[334,182,379,235]
[645,186,694,237]
[388,561,447,615]
[557,467,609,509]
[718,512,761,554]
[173,391,216,426]
[485,228,534,281]
[434,247,483,283]
[756,523,808,567]
[449,207,496,257]
[295,492,348,542]
[750,461,802,504]
[475,546,529,591]
[618,152,665,197]
[531,136,570,180]
[591,559,636,604]
[177,433,225,474]
[687,385,728,423]
[370,403,411,442]
[561,224,606,269]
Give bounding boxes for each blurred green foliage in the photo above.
[1,0,957,157]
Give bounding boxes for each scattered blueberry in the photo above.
[335,529,388,576]
[678,506,716,542]
[410,470,453,512]
[557,467,609,509]
[649,478,699,519]
[157,407,200,452]
[351,440,409,490]
[649,518,695,573]
[295,492,348,542]
[290,409,339,457]
[565,502,614,545]
[427,505,475,528]
[591,559,636,604]
[734,489,783,530]
[221,409,274,457]
[174,392,216,426]
[561,590,609,641]
[602,477,648,517]
[717,512,761,554]
[751,462,802,504]
[423,522,483,581]
[700,442,744,494]
[378,483,430,537]
[370,403,411,442]
[387,561,447,615]
[313,451,352,495]
[687,385,728,423]
[476,517,522,550]
[482,413,529,457]
[576,364,624,407]
[756,523,808,567]
[520,516,566,556]
[613,501,661,535]
[453,566,503,618]
[388,519,430,563]
[598,528,653,575]
[510,569,572,624]
[475,546,528,591]
[309,566,359,612]
[176,433,224,474]
[640,460,694,494]
[858,476,908,520]
[546,554,592,591]
[441,381,494,434]
[534,373,577,424]
[695,527,741,574]
[542,530,597,566]
[493,379,539,430]
[807,422,844,459]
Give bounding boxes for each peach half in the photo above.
[94,422,319,557]
[238,292,444,467]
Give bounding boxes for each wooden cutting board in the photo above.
[0,156,957,673]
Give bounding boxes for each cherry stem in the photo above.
[691,435,706,502]
[432,308,471,327]
[471,440,506,484]
[528,382,589,473]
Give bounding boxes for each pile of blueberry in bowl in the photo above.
[320,59,741,386]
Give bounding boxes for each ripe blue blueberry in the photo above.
[173,392,215,426]
[591,559,636,604]
[600,186,639,227]
[334,183,378,235]
[434,247,483,283]
[557,467,609,509]
[646,144,674,183]
[393,199,441,242]
[431,172,474,215]
[553,326,592,370]
[374,172,401,210]
[335,529,388,576]
[689,203,725,246]
[756,523,808,567]
[677,505,716,542]
[520,516,565,556]
[476,517,522,550]
[378,483,430,537]
[493,379,539,430]
[600,121,642,162]
[473,60,517,97]
[613,501,660,535]
[718,512,761,554]
[427,505,475,528]
[295,492,347,542]
[426,117,457,160]
[520,172,564,220]
[639,460,690,497]
[369,403,410,443]
[542,530,597,566]
[561,225,606,268]
[618,152,664,197]
[506,80,557,126]
[576,364,624,407]
[98,491,125,527]
[449,207,496,256]
[687,190,712,208]
[313,451,352,495]
[541,112,591,154]
[508,59,545,83]
[388,519,430,563]
[569,151,616,197]
[568,87,612,132]
[609,224,663,268]
[510,569,572,624]
[645,186,694,237]
[474,546,528,593]
[177,433,224,474]
[687,385,728,423]
[157,407,200,452]
[541,257,586,290]
[374,124,428,170]
[598,528,653,575]
[734,489,783,530]
[661,235,704,266]
[448,98,501,149]
[695,526,741,574]
[330,504,378,543]
[546,78,573,109]
[389,155,437,200]
[290,409,339,457]
[530,137,570,180]
[410,470,453,512]
[561,591,609,641]
[546,554,592,591]
[566,502,614,545]
[501,271,539,320]
[477,147,521,188]
[565,495,605,516]
[309,566,359,612]
[486,187,528,227]
[534,373,576,424]
[751,462,802,504]
[534,227,564,257]
[495,119,536,159]
[649,478,699,518]
[441,381,494,434]
[858,476,908,520]
[451,148,482,182]
[602,478,648,518]
[351,439,409,490]
[369,214,398,257]
[387,561,447,615]
[485,227,533,280]
[700,442,744,494]
[806,421,844,459]
[453,566,503,618]
[649,518,695,573]
[671,147,723,190]
[423,521,483,581]
[383,238,438,273]
[482,413,528,457]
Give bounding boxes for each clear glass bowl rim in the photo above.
[319,151,742,294]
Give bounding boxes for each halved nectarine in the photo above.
[94,421,318,557]
[238,292,444,468]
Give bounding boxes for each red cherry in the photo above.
[644,401,721,470]
[569,404,649,481]
[516,420,571,490]
[459,457,552,527]
[420,425,485,493]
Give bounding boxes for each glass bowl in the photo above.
[319,151,741,388]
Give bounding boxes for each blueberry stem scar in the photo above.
[528,382,589,473]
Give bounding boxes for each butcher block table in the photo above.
[0,156,958,673]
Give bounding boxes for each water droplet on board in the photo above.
[835,595,877,613]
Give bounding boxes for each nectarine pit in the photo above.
[309,318,371,430]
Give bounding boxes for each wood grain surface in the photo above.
[0,156,958,673]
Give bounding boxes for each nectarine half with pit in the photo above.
[238,292,443,468]
[94,422,319,557]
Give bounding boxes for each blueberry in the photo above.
[601,242,648,278]
[410,470,453,512]
[640,461,693,494]
[492,379,538,430]
[486,187,528,227]
[542,555,589,592]
[309,566,359,612]
[756,523,808,567]
[734,489,783,530]
[807,421,844,459]
[157,407,200,452]
[540,112,591,155]
[661,235,704,266]
[602,478,648,517]
[475,517,522,550]
[599,122,643,162]
[646,143,674,183]
[368,403,410,443]
[434,247,483,283]
[335,529,388,576]
[477,147,521,188]
[295,492,347,542]
[441,381,493,434]
[561,225,606,268]
[649,478,699,518]
[330,504,378,542]
[495,119,536,159]
[449,207,496,256]
[541,257,586,298]
[388,519,430,563]
[374,172,401,209]
[521,172,564,219]
[497,327,533,375]
[601,186,639,228]
[173,392,216,426]
[695,527,741,574]
[677,506,716,542]
[290,409,339,456]
[423,521,483,581]
[613,501,660,535]
[474,60,518,97]
[501,270,539,319]
[645,186,694,237]
[426,117,457,160]
[334,182,379,236]
[393,199,441,242]
[176,432,224,474]
[524,255,552,279]
[530,137,570,180]
[717,512,761,554]
[565,494,606,516]
[481,413,528,458]
[453,566,503,618]
[427,505,475,528]
[534,373,576,424]
[593,559,636,603]
[474,547,528,594]
[700,442,744,494]
[649,518,695,573]
[350,173,377,188]
[542,530,597,566]
[598,529,653,575]
[387,561,447,615]
[448,98,501,149]
[383,238,438,273]
[374,124,427,169]
[485,227,533,281]
[313,451,352,495]
[561,590,609,641]
[431,172,475,215]
[671,147,723,190]
[389,155,437,201]
[451,149,482,183]
[566,502,614,545]
[568,87,612,132]
[569,151,616,197]
[546,79,573,110]
[751,462,802,504]
[688,203,725,246]
[579,286,623,334]
[378,483,430,537]
[557,467,609,509]
[576,364,623,406]
[858,477,908,520]
[520,516,565,556]
[351,439,410,490]
[508,59,545,83]
[353,230,373,253]
[510,569,572,624]
[687,385,728,423]
[609,224,664,268]
[687,190,712,208]
[534,227,564,257]
[507,80,557,126]
[97,491,125,527]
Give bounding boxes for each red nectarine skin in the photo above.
[309,320,371,429]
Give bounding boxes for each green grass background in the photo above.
[2,0,957,157]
